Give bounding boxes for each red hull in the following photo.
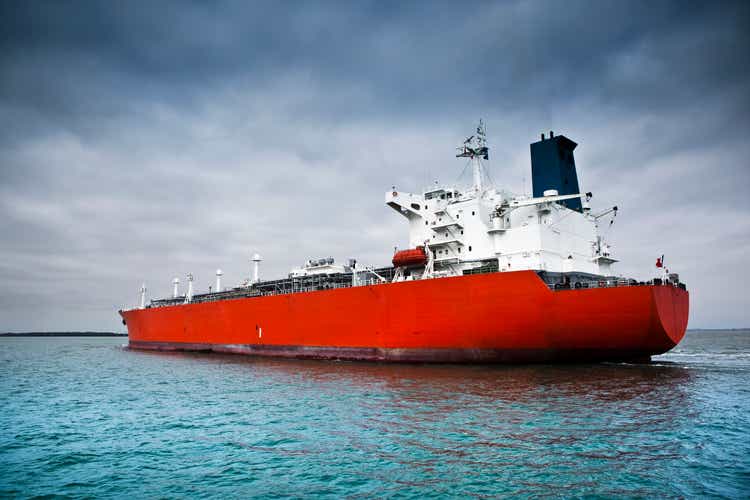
[121,271,689,363]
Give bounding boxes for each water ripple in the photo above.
[1,331,749,498]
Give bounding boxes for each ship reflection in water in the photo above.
[135,347,710,496]
[1,332,747,498]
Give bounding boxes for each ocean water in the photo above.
[1,331,748,498]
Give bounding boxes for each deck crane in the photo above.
[593,205,618,220]
[593,205,618,227]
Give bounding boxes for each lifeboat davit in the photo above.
[392,246,427,267]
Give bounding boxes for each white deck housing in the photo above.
[386,123,617,278]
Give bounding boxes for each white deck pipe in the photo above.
[215,269,223,292]
[140,283,147,309]
[172,278,180,298]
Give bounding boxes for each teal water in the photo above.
[1,331,748,498]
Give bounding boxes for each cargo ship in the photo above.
[120,122,689,363]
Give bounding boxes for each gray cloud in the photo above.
[1,0,749,330]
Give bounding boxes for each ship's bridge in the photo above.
[424,187,460,200]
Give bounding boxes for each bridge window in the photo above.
[411,203,420,210]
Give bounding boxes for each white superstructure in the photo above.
[386,122,618,278]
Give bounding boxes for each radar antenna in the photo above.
[456,120,489,160]
[456,119,490,194]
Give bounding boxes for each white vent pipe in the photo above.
[215,269,223,292]
[185,273,194,303]
[252,253,262,284]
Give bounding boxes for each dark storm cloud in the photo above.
[5,1,747,127]
[1,0,749,330]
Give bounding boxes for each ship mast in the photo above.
[456,119,490,195]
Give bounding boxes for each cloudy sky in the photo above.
[1,0,748,331]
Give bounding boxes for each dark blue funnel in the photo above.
[530,133,582,212]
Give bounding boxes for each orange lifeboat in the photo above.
[392,246,427,267]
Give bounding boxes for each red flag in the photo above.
[656,255,664,268]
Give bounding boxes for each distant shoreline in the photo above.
[0,332,127,337]
[687,328,749,332]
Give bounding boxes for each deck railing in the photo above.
[144,269,686,309]
[547,278,687,291]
